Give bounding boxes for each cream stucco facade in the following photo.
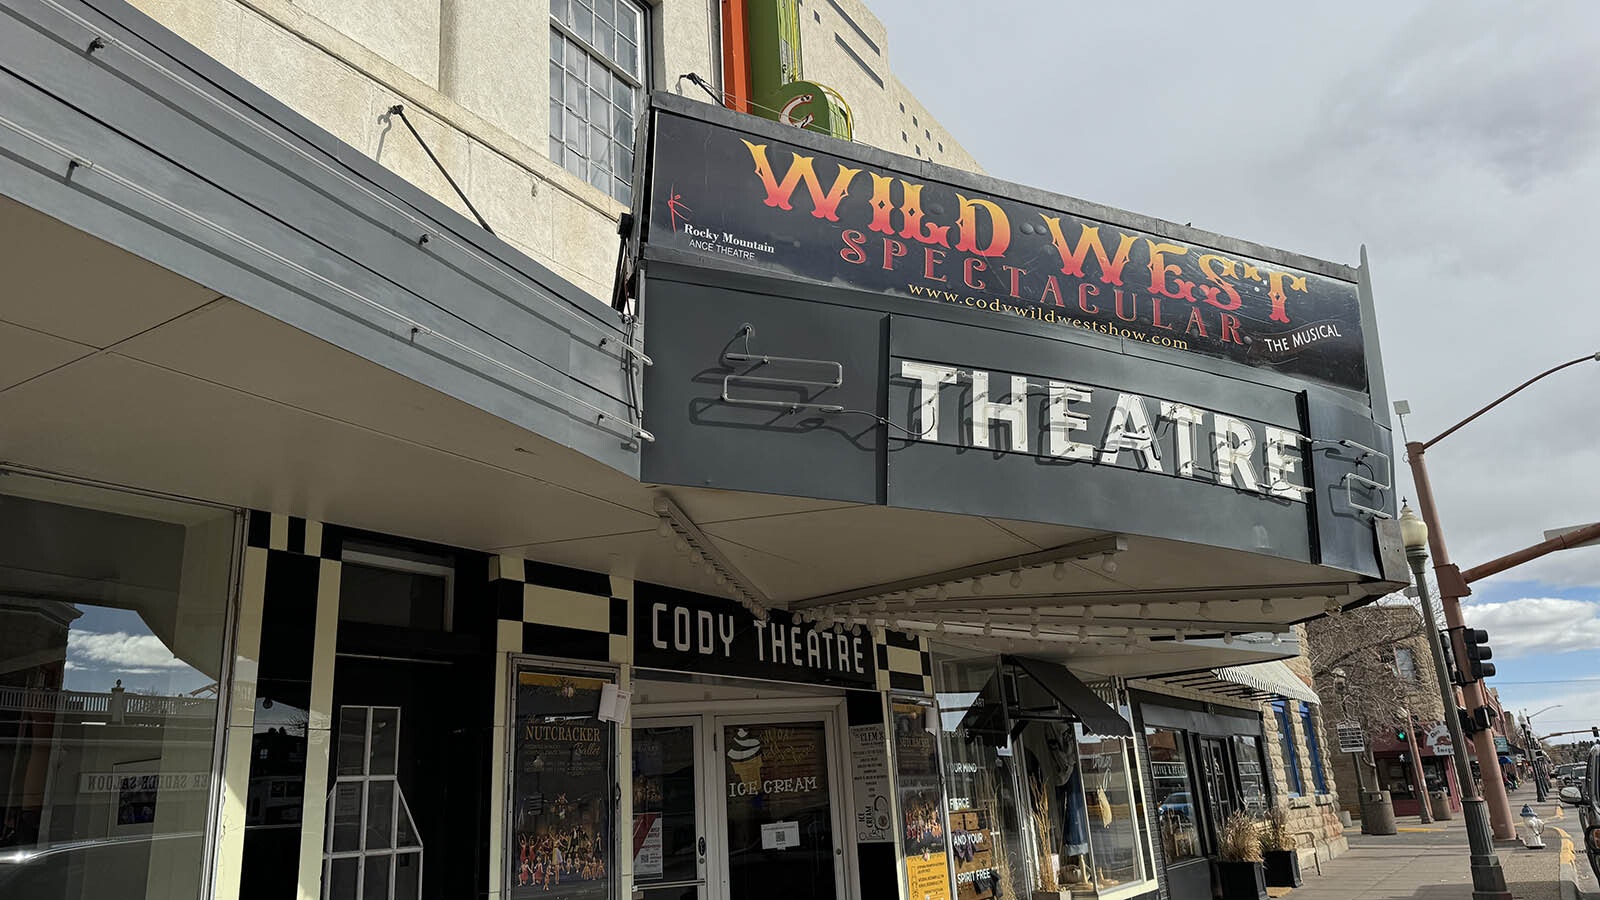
[129,0,977,305]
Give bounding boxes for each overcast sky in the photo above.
[869,0,1600,733]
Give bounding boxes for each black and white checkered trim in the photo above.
[245,510,339,558]
[876,629,932,694]
[490,556,629,664]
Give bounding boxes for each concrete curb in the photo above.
[1554,826,1582,900]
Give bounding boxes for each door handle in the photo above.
[698,836,706,859]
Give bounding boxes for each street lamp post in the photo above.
[1524,706,1561,803]
[1399,503,1510,900]
[1402,351,1599,842]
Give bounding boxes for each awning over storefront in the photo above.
[1212,661,1320,704]
[1009,656,1132,737]
[1156,660,1319,705]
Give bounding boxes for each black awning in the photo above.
[1007,656,1132,738]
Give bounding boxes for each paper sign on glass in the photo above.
[760,821,801,850]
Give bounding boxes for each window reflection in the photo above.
[1077,727,1144,890]
[1145,728,1201,863]
[0,473,235,900]
[1233,736,1268,815]
[935,654,1027,900]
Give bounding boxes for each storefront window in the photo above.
[1380,757,1414,800]
[1233,736,1268,815]
[0,472,237,900]
[1145,728,1201,864]
[1076,726,1145,891]
[934,652,1152,899]
[509,665,616,900]
[933,652,1027,900]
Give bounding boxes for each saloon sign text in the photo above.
[896,359,1311,501]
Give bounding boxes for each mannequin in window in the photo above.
[1022,723,1091,889]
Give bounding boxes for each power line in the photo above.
[1486,678,1600,685]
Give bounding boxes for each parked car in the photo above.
[1158,791,1193,818]
[1560,745,1600,882]
[1556,762,1586,786]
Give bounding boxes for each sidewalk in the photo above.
[1279,788,1586,900]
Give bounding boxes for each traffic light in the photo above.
[1462,629,1495,680]
[1592,726,1598,738]
[1459,706,1476,735]
[1449,626,1496,683]
[1473,706,1497,731]
[1396,726,1408,742]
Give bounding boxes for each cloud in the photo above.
[869,0,1600,593]
[67,631,187,670]
[1461,598,1600,658]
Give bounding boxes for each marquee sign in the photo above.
[647,109,1369,392]
[634,584,876,689]
[889,358,1312,501]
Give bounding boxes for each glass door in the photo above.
[633,720,709,900]
[1196,737,1237,850]
[715,716,844,900]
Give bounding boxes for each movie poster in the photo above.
[511,670,614,900]
[894,702,952,900]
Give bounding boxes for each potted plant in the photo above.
[1260,805,1302,887]
[1215,811,1267,900]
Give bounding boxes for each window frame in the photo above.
[1395,646,1418,681]
[548,0,649,203]
[1273,701,1303,797]
[340,545,457,632]
[1300,702,1329,794]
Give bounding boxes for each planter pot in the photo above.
[1263,849,1302,888]
[1215,860,1268,900]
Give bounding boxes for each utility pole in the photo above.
[1401,352,1599,842]
[1403,711,1433,824]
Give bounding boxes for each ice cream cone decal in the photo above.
[728,728,763,790]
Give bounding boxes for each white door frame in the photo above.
[632,716,711,900]
[631,696,856,900]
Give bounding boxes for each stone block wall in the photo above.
[1260,635,1347,865]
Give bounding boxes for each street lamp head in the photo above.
[1399,501,1430,553]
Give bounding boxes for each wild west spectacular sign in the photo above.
[643,105,1369,394]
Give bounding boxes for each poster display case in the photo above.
[509,665,618,900]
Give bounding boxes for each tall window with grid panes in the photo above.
[550,0,647,203]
